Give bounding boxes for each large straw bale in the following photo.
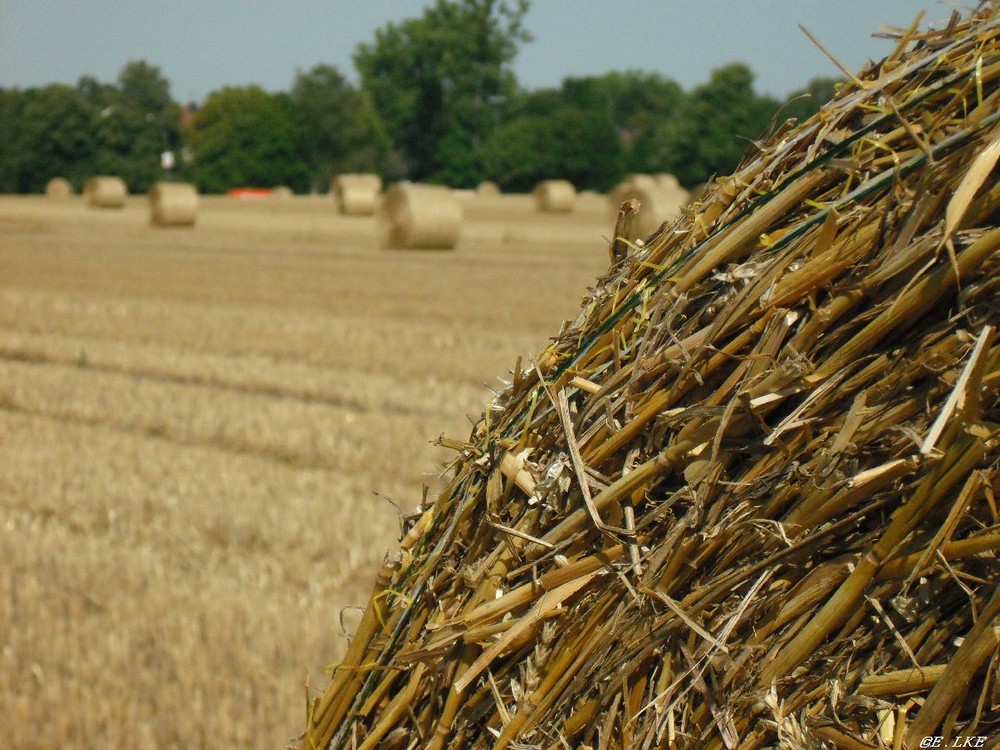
[333,173,383,215]
[610,172,689,238]
[45,177,72,198]
[271,185,294,199]
[84,176,127,208]
[533,179,576,212]
[148,181,198,227]
[300,6,1000,749]
[379,182,461,250]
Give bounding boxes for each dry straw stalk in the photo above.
[301,6,1000,749]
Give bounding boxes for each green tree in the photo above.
[354,0,530,185]
[290,64,390,191]
[118,59,173,114]
[185,86,309,193]
[559,71,684,175]
[659,63,781,187]
[0,84,97,192]
[486,103,622,192]
[85,61,182,192]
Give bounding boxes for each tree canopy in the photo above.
[354,0,530,186]
[184,86,308,193]
[290,64,390,191]
[1,1,843,195]
[658,62,783,187]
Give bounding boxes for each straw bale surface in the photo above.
[334,173,383,215]
[45,177,72,198]
[655,172,683,192]
[84,176,127,208]
[610,172,689,239]
[379,183,462,250]
[476,180,501,196]
[302,7,1000,749]
[533,179,576,212]
[148,181,198,227]
[271,185,294,199]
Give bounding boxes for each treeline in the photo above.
[0,0,840,195]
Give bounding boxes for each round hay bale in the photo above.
[609,173,689,238]
[333,173,383,215]
[84,176,127,208]
[533,179,576,212]
[655,172,682,191]
[148,181,198,227]
[300,6,1000,750]
[621,172,660,191]
[379,183,461,250]
[45,177,72,198]
[271,185,294,199]
[476,180,501,196]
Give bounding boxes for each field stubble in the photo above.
[0,192,611,748]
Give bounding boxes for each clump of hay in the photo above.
[271,185,294,199]
[610,172,690,239]
[334,173,383,215]
[84,176,127,208]
[300,6,1000,749]
[45,177,72,198]
[148,181,198,227]
[379,183,462,250]
[533,179,576,212]
[476,180,501,196]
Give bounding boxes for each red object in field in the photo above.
[227,188,273,198]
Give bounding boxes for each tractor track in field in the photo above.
[0,396,352,472]
[0,342,486,421]
[0,346,376,415]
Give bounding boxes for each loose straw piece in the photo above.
[454,573,598,693]
[920,325,994,455]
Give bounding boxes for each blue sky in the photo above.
[0,1,957,103]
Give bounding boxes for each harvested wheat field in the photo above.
[0,190,612,748]
[301,7,1000,750]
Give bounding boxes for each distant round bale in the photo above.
[609,173,689,238]
[655,172,683,192]
[271,185,294,199]
[84,176,127,208]
[476,180,501,196]
[148,181,198,227]
[379,183,462,250]
[45,177,73,198]
[533,179,576,212]
[333,173,383,215]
